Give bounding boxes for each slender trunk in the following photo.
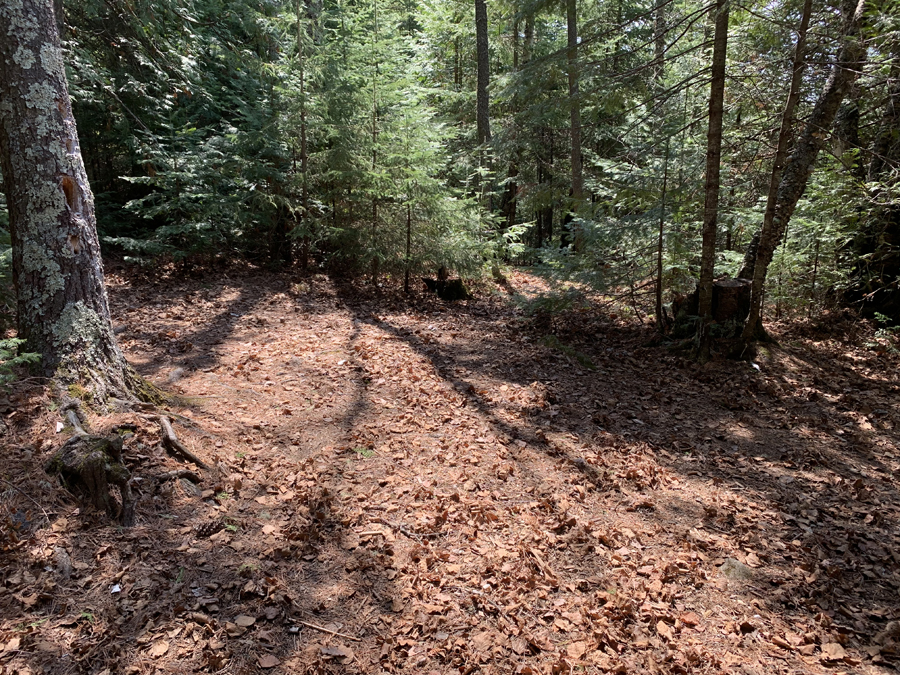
[654,0,666,83]
[513,19,519,70]
[404,202,412,293]
[474,0,491,145]
[743,0,868,339]
[297,0,310,269]
[566,0,583,250]
[371,0,379,285]
[454,36,461,90]
[809,239,819,317]
[656,141,670,333]
[524,12,534,64]
[738,0,811,281]
[696,0,729,359]
[0,0,148,404]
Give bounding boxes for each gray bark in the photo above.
[0,0,145,404]
[696,0,729,356]
[475,0,491,145]
[743,0,868,339]
[738,0,812,281]
[567,0,583,252]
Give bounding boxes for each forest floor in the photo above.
[2,267,900,675]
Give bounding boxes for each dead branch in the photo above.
[294,619,361,642]
[154,416,209,469]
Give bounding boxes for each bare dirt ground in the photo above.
[2,267,900,675]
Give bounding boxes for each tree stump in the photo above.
[422,277,470,301]
[46,434,135,525]
[670,278,751,339]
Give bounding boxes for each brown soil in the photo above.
[2,268,900,675]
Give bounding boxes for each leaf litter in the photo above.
[0,267,898,674]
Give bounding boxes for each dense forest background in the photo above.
[1,0,898,328]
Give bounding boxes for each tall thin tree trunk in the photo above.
[566,0,583,250]
[654,0,666,83]
[524,12,534,64]
[696,0,730,359]
[743,0,868,340]
[738,0,811,281]
[404,202,412,293]
[474,0,491,145]
[0,0,148,405]
[656,141,670,333]
[297,0,310,269]
[454,36,461,90]
[371,0,380,285]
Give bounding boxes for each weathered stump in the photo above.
[670,278,752,339]
[422,277,470,301]
[46,434,135,525]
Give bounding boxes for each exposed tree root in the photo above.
[154,415,209,470]
[45,433,135,526]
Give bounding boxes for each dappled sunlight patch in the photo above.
[0,268,899,673]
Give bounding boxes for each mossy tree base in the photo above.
[55,361,169,413]
[46,434,135,526]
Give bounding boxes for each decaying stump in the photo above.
[46,434,135,526]
[422,277,470,301]
[670,278,751,339]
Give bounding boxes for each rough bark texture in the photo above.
[474,0,491,145]
[743,0,868,339]
[0,0,146,405]
[671,278,751,339]
[297,0,310,269]
[738,0,812,282]
[46,434,134,525]
[696,0,729,356]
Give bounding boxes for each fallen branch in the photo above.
[155,416,208,469]
[156,469,202,484]
[295,619,361,642]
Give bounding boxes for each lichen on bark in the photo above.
[0,0,157,409]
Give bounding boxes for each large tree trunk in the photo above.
[474,0,491,146]
[566,0,583,250]
[696,0,729,359]
[0,0,149,406]
[742,0,868,339]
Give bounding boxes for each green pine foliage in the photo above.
[0,0,890,321]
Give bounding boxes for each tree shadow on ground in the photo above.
[5,269,900,674]
[327,278,900,654]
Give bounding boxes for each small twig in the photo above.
[155,416,209,469]
[295,619,361,642]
